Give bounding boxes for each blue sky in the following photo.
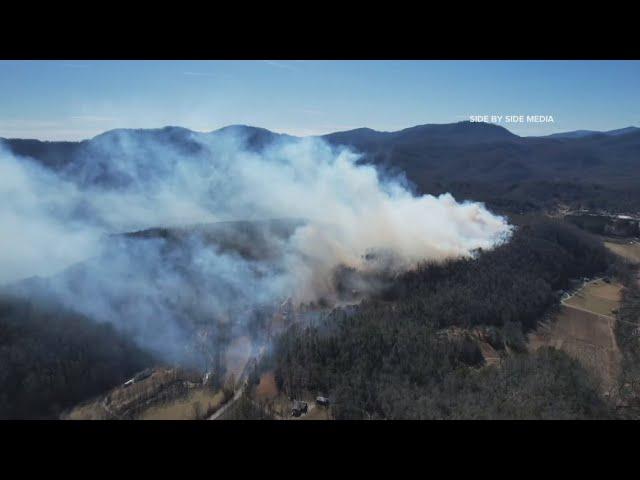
[0,60,638,140]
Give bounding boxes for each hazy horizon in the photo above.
[1,60,639,141]
[1,120,639,143]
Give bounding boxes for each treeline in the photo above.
[0,295,154,419]
[381,218,611,331]
[614,261,640,417]
[270,218,615,419]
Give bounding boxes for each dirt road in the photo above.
[207,379,248,420]
[208,345,265,420]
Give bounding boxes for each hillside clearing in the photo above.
[529,278,623,394]
[63,368,226,420]
[605,240,640,265]
[563,279,622,317]
[140,388,225,420]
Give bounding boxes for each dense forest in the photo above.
[0,217,628,420]
[0,295,154,419]
[269,219,618,419]
[322,123,640,215]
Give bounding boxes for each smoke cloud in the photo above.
[0,128,512,365]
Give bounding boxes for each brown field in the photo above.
[63,367,224,420]
[529,298,622,394]
[255,371,279,400]
[140,388,225,420]
[605,241,640,264]
[65,401,111,420]
[529,276,625,393]
[563,279,622,317]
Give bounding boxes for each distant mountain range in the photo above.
[544,126,639,139]
[2,121,639,213]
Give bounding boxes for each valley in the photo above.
[53,223,640,421]
[1,56,639,424]
[1,121,639,420]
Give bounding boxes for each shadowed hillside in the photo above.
[322,122,640,213]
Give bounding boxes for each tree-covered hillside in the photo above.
[0,296,154,419]
[270,219,616,419]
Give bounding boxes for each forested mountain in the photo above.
[321,122,640,213]
[1,122,638,420]
[269,219,617,419]
[3,121,638,213]
[546,126,639,139]
[0,295,154,419]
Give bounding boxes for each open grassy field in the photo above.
[63,367,227,420]
[605,240,640,264]
[529,278,623,393]
[67,335,258,420]
[140,388,225,420]
[64,401,111,420]
[564,279,622,317]
[529,306,621,393]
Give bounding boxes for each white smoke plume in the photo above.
[0,128,512,365]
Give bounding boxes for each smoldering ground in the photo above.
[0,128,512,366]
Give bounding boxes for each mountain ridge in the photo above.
[544,126,639,139]
[2,121,638,145]
[2,121,639,213]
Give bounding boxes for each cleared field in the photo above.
[563,279,622,317]
[65,402,111,420]
[140,388,225,420]
[605,241,640,264]
[529,306,621,393]
[63,367,219,420]
[529,275,623,394]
